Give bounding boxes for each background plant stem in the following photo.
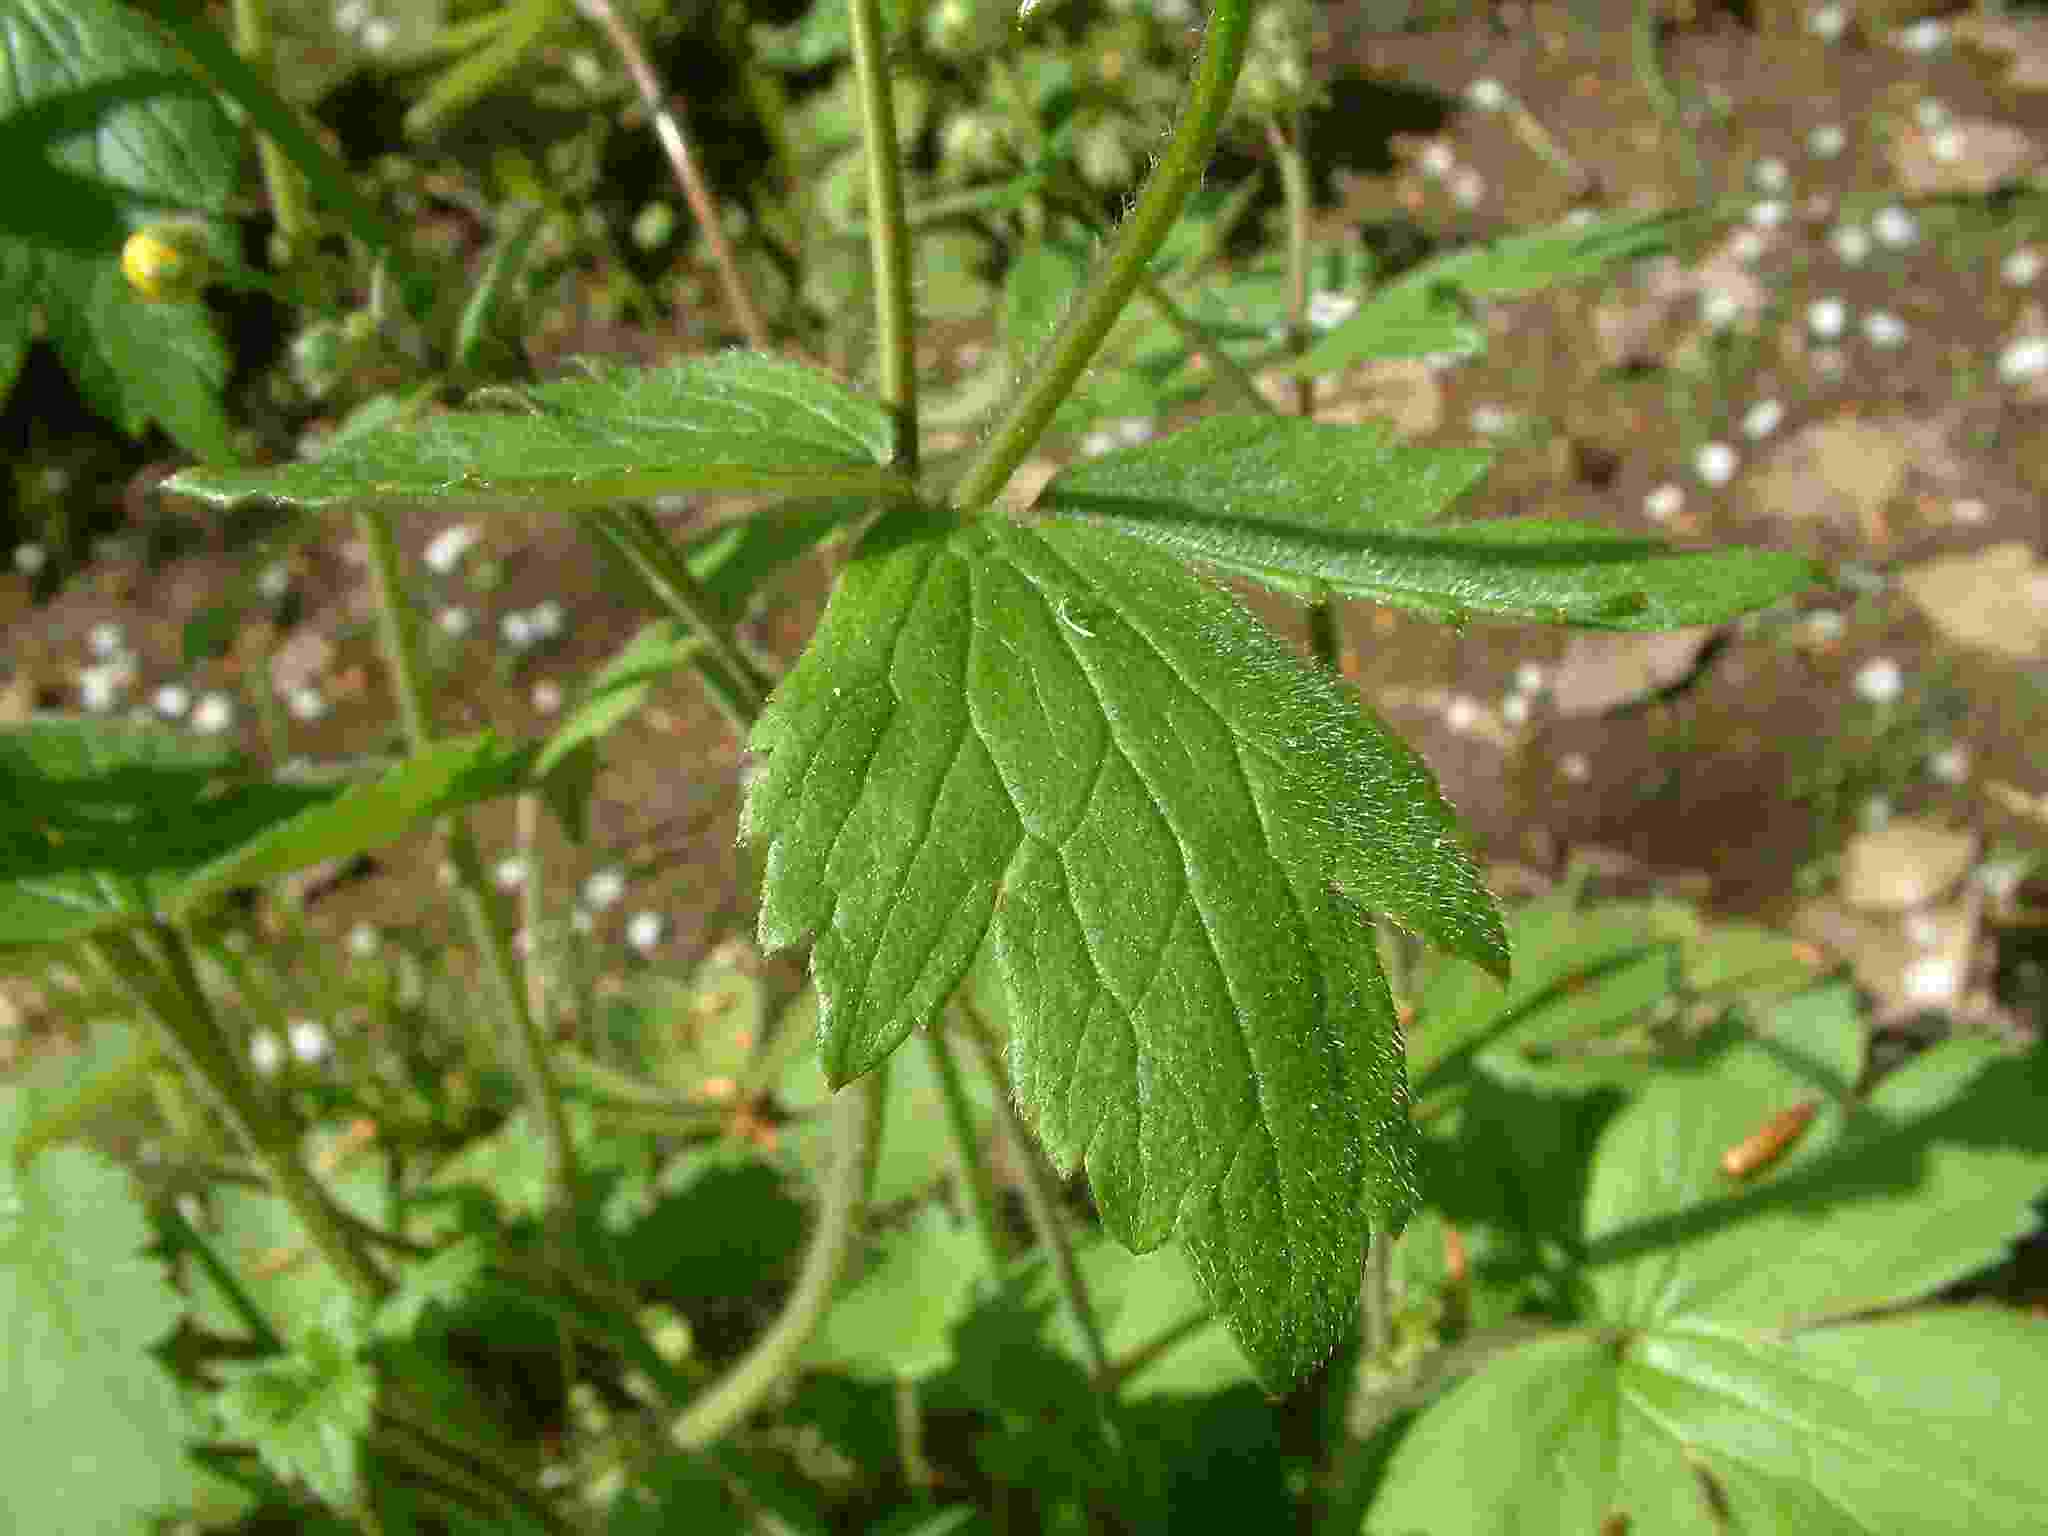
[356,507,579,1216]
[925,1025,1008,1281]
[228,0,309,261]
[847,0,918,469]
[949,0,1255,511]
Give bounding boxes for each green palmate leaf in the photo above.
[373,1237,492,1340]
[0,0,239,458]
[1365,1309,2048,1536]
[1,1091,194,1534]
[805,1208,984,1382]
[212,1323,377,1507]
[746,508,1505,1384]
[1368,999,2048,1533]
[1039,418,1824,628]
[167,355,907,510]
[1302,209,1689,373]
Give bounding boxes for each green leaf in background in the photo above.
[0,1088,195,1534]
[1302,210,1688,374]
[0,0,238,458]
[1367,994,2048,1533]
[536,622,702,780]
[373,1237,491,1340]
[167,355,907,510]
[1039,418,1823,628]
[212,1322,377,1508]
[687,495,865,628]
[745,508,1506,1384]
[805,1209,984,1382]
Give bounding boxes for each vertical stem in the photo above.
[355,506,579,1216]
[569,0,773,352]
[1361,1230,1393,1360]
[230,0,310,260]
[87,927,390,1303]
[847,0,918,469]
[949,0,1256,511]
[671,1071,887,1447]
[1269,113,1315,419]
[923,1026,1007,1281]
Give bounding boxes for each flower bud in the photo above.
[120,221,215,303]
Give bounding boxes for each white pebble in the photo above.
[1643,483,1686,523]
[1694,441,1739,487]
[582,867,627,912]
[1862,310,1907,349]
[191,692,237,736]
[626,910,666,954]
[1808,296,1849,339]
[1807,123,1847,159]
[1997,335,2048,384]
[1829,225,1872,266]
[1871,205,1919,249]
[424,523,481,575]
[1853,656,1903,704]
[1741,398,1784,440]
[2002,247,2042,287]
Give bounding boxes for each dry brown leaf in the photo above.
[1900,542,2048,661]
[1839,817,1978,911]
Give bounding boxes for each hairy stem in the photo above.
[356,507,578,1215]
[949,0,1256,510]
[925,1025,1008,1281]
[228,0,309,261]
[671,1071,886,1446]
[848,0,918,468]
[570,0,772,351]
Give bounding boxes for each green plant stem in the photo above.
[156,1195,287,1355]
[1268,113,1315,420]
[355,506,578,1217]
[588,506,769,733]
[569,0,772,352]
[924,1025,1007,1281]
[958,1002,1112,1386]
[1632,0,1708,199]
[949,0,1255,511]
[85,927,390,1303]
[671,1070,886,1446]
[847,0,917,469]
[228,0,309,261]
[1101,1304,1212,1393]
[1361,1230,1393,1361]
[1135,270,1272,418]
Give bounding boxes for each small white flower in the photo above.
[1450,168,1486,208]
[1904,911,1943,948]
[1514,662,1548,694]
[1929,128,1966,165]
[494,856,529,892]
[1501,692,1531,726]
[333,0,367,32]
[1976,859,2028,902]
[513,927,535,958]
[287,1017,331,1064]
[1808,296,1849,339]
[1469,403,1515,436]
[1701,288,1742,330]
[1559,752,1591,783]
[1860,794,1892,831]
[249,1029,284,1077]
[582,867,627,911]
[1829,224,1872,266]
[571,907,595,935]
[1565,207,1598,227]
[1928,744,1970,784]
[347,922,380,959]
[1730,229,1767,265]
[1307,291,1358,332]
[1466,77,1508,112]
[438,606,473,639]
[13,542,46,575]
[1749,199,1788,230]
[501,611,536,649]
[78,661,133,714]
[287,686,329,722]
[1114,417,1156,448]
[2002,247,2042,287]
[1807,3,1846,41]
[1752,157,1790,193]
[1894,17,1948,54]
[191,691,237,736]
[1444,695,1483,734]
[1807,123,1847,159]
[1418,141,1455,179]
[424,524,481,575]
[89,621,127,659]
[626,910,666,954]
[532,679,563,715]
[153,683,192,719]
[1998,335,2048,384]
[1694,441,1739,487]
[1913,98,1950,131]
[258,562,292,602]
[1854,656,1903,704]
[1643,483,1686,523]
[530,599,566,639]
[1951,497,1988,525]
[1741,398,1784,440]
[360,16,396,52]
[1871,205,1919,249]
[1862,310,1907,349]
[1901,953,1959,1006]
[1080,429,1117,458]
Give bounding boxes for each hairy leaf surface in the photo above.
[1040,418,1823,628]
[168,355,905,509]
[745,509,1508,1382]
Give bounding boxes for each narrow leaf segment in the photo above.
[166,354,906,511]
[744,509,1508,1383]
[1039,418,1824,628]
